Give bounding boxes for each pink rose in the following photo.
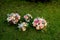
[24,16,28,19]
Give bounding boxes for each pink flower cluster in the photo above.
[24,14,33,22]
[33,17,47,30]
[24,15,29,20]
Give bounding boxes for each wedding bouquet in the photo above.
[18,22,28,31]
[24,14,33,22]
[32,17,47,30]
[7,13,21,24]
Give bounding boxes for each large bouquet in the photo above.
[32,17,47,30]
[7,13,21,24]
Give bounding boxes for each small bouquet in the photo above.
[24,14,33,22]
[18,22,28,31]
[7,13,21,24]
[32,17,47,30]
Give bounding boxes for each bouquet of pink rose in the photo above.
[24,14,33,22]
[32,17,47,30]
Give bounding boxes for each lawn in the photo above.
[0,0,60,40]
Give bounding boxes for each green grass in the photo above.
[0,0,60,40]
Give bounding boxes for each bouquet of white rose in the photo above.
[18,22,28,31]
[7,13,21,24]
